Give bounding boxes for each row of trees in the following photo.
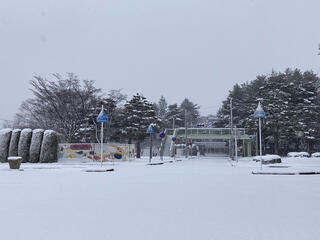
[13,73,200,157]
[153,96,200,129]
[216,68,320,155]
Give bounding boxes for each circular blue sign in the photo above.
[172,137,177,142]
[114,153,122,159]
[159,132,166,138]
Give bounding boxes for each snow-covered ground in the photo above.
[0,156,320,240]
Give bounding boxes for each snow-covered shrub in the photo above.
[40,130,58,163]
[29,129,44,163]
[253,155,281,164]
[18,129,33,163]
[0,129,12,162]
[311,152,320,157]
[8,129,21,157]
[287,152,309,157]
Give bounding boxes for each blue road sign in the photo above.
[253,102,266,119]
[114,153,122,159]
[159,132,166,138]
[97,108,108,123]
[172,137,177,142]
[146,124,155,134]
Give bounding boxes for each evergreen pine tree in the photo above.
[121,94,160,158]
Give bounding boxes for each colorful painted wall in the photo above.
[58,143,135,161]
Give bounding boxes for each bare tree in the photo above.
[14,73,102,142]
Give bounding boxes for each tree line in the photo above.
[216,68,320,155]
[13,73,200,157]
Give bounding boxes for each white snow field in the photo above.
[1,156,320,240]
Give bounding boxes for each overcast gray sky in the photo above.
[1,0,320,122]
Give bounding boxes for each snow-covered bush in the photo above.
[8,129,21,157]
[253,155,281,164]
[0,129,12,162]
[40,130,58,163]
[29,129,44,163]
[18,129,33,162]
[287,152,309,157]
[311,152,320,157]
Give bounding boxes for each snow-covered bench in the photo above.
[287,152,310,157]
[253,155,282,164]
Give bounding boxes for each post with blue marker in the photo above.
[97,105,108,167]
[159,131,166,161]
[146,124,155,163]
[172,136,177,160]
[253,102,266,170]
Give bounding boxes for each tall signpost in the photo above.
[172,137,177,160]
[253,102,266,170]
[97,105,108,167]
[159,131,166,161]
[146,124,155,163]
[234,126,238,163]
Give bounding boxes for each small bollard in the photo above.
[7,156,22,169]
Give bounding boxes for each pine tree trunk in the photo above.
[136,140,141,158]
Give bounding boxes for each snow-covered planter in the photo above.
[40,130,58,163]
[311,152,320,157]
[0,128,12,162]
[7,156,22,169]
[253,155,282,164]
[18,129,33,163]
[9,129,21,157]
[287,152,310,157]
[29,129,44,163]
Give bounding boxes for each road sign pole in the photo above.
[146,124,155,163]
[96,105,108,167]
[185,109,188,158]
[253,102,265,171]
[235,126,238,163]
[101,121,103,167]
[149,133,152,163]
[259,118,262,170]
